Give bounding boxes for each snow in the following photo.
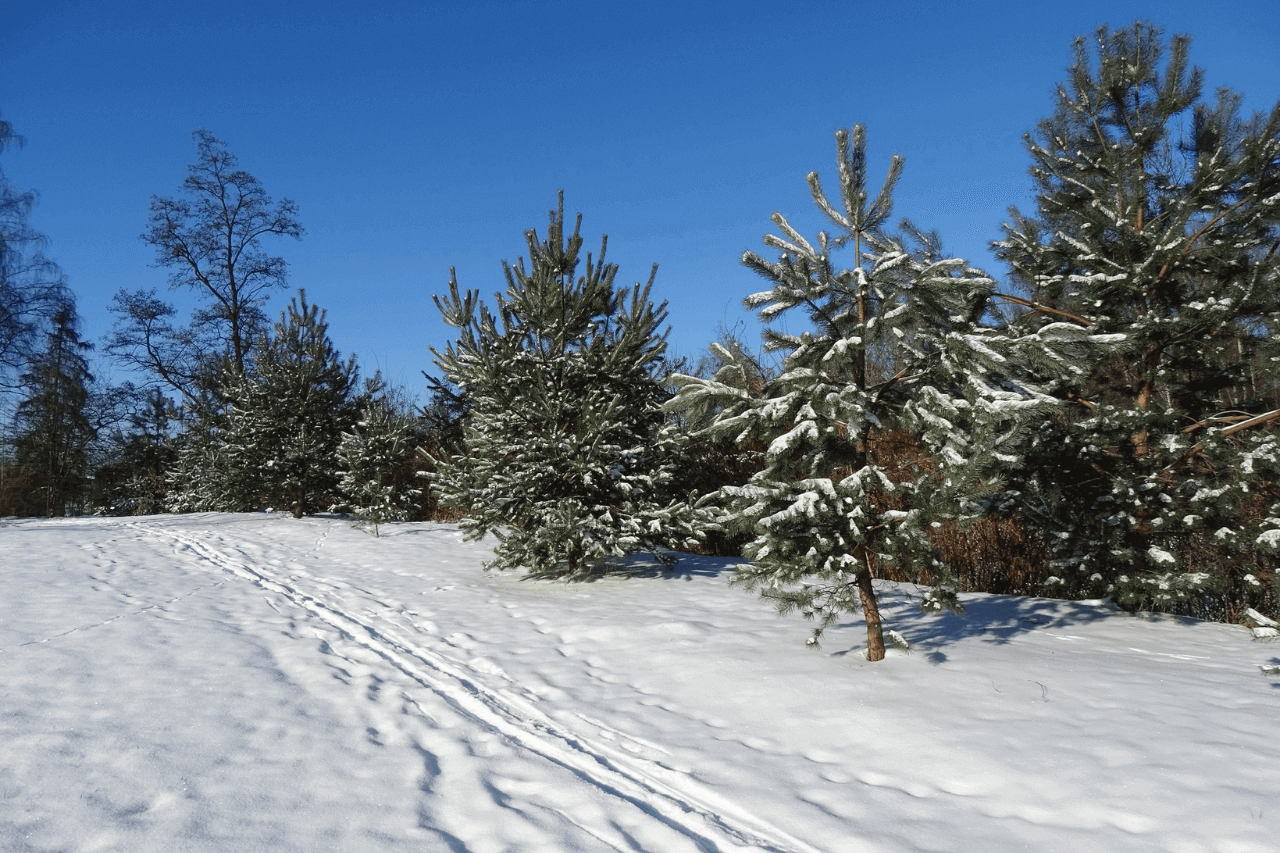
[2,513,1278,853]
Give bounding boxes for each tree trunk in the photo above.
[1131,346,1161,458]
[1132,377,1154,458]
[856,567,886,661]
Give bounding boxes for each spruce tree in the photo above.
[994,23,1280,617]
[13,302,95,516]
[431,192,696,577]
[669,126,1093,658]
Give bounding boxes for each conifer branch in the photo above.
[1156,196,1251,280]
[991,293,1093,327]
[1153,407,1280,481]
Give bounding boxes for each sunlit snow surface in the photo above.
[2,513,1277,852]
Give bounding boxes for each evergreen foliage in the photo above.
[665,330,776,557]
[993,22,1280,617]
[168,291,360,517]
[430,193,698,577]
[337,401,422,535]
[668,126,1101,658]
[420,377,469,461]
[164,412,236,514]
[12,302,95,516]
[409,378,470,521]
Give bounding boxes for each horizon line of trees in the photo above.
[3,22,1277,646]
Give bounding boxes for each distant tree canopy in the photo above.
[0,114,72,399]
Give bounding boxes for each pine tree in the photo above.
[12,302,95,516]
[337,401,422,536]
[668,126,1094,658]
[994,23,1280,618]
[230,290,359,517]
[168,290,360,517]
[665,329,776,557]
[431,192,697,577]
[165,418,238,513]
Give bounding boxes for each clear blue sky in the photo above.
[2,0,1277,397]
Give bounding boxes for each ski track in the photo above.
[132,521,820,853]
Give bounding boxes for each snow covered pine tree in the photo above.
[430,192,698,577]
[169,290,360,517]
[994,23,1280,618]
[337,401,421,536]
[668,126,1094,659]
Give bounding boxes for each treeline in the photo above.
[0,127,448,528]
[2,23,1278,651]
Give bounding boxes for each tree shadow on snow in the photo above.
[825,586,1183,662]
[522,552,739,583]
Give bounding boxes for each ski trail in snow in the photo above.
[133,522,823,853]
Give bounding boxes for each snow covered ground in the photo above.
[1,513,1277,853]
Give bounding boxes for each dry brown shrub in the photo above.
[0,463,41,517]
[0,463,32,516]
[929,517,1051,595]
[860,429,1052,594]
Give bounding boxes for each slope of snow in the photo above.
[1,513,1276,852]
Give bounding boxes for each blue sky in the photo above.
[2,0,1277,397]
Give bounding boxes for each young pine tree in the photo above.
[669,126,1094,659]
[430,192,697,577]
[168,290,360,517]
[994,23,1280,618]
[164,407,241,514]
[337,401,422,536]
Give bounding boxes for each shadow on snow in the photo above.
[522,552,740,583]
